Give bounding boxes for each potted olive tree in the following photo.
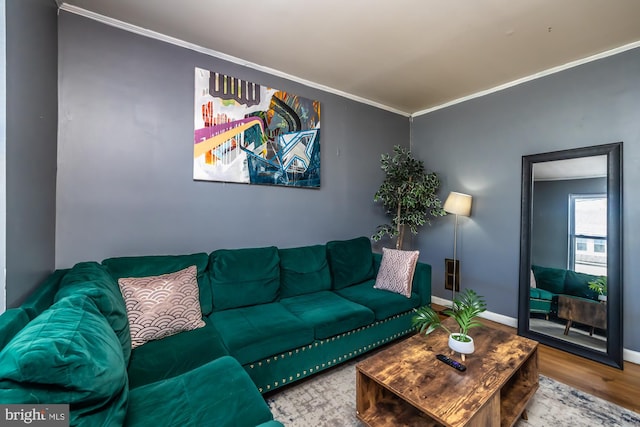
[412,289,487,360]
[372,145,446,249]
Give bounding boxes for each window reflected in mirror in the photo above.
[570,194,606,275]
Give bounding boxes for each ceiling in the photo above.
[533,156,607,181]
[60,0,640,116]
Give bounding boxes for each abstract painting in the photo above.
[194,67,321,188]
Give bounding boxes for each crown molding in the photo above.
[59,4,639,120]
[412,40,640,118]
[58,3,411,118]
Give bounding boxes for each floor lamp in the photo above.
[443,191,472,306]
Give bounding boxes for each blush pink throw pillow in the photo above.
[373,248,420,298]
[118,265,205,349]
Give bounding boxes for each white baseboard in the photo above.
[430,295,639,364]
[478,310,518,328]
[429,295,453,309]
[623,349,640,365]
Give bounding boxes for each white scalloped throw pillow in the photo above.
[118,265,205,349]
[373,248,420,298]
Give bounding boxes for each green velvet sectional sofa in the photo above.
[530,264,601,317]
[0,237,431,426]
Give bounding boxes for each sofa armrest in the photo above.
[372,252,382,274]
[413,261,432,306]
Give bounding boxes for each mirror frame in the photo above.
[518,142,623,369]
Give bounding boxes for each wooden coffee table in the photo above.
[356,317,538,427]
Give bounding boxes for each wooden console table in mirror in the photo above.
[558,295,607,337]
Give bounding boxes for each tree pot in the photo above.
[448,333,474,361]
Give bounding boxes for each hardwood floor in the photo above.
[484,317,640,414]
[537,344,640,414]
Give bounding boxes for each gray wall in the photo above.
[0,0,7,313]
[411,47,640,352]
[56,12,408,267]
[0,0,5,311]
[532,178,606,268]
[5,0,58,307]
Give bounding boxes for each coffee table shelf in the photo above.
[357,374,443,427]
[356,318,538,427]
[498,350,539,427]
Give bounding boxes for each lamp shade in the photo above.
[443,191,472,216]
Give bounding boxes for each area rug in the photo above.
[266,358,640,426]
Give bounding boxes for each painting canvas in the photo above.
[194,67,321,188]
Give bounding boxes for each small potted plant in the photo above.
[588,276,607,302]
[412,289,486,360]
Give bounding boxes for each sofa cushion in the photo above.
[118,265,206,349]
[55,262,132,365]
[209,303,314,365]
[0,295,128,426]
[279,244,331,298]
[327,236,375,289]
[530,287,556,301]
[336,280,421,320]
[209,246,281,310]
[127,317,229,389]
[532,265,567,294]
[0,308,30,350]
[530,298,552,314]
[102,253,213,315]
[564,270,599,300]
[280,291,375,339]
[373,248,419,297]
[126,356,277,427]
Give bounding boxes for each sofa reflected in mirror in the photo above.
[529,264,606,352]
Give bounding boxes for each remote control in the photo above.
[436,354,466,372]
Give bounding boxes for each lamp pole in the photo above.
[443,191,472,308]
[452,213,459,306]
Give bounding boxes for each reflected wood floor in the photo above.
[484,317,640,414]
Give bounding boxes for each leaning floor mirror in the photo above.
[518,142,623,368]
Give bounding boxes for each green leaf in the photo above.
[412,306,444,336]
[372,145,446,248]
[448,289,487,336]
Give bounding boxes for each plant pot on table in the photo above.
[448,333,475,361]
